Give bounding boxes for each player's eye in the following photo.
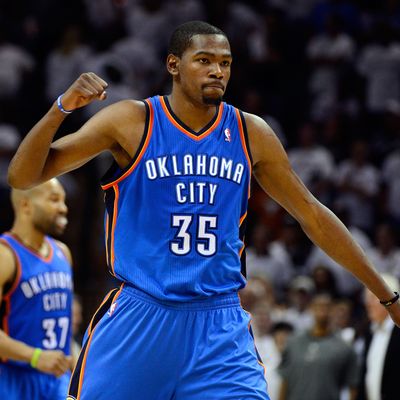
[199,58,209,64]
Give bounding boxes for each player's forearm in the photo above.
[8,102,66,189]
[0,329,34,363]
[301,201,394,300]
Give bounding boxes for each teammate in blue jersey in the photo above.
[0,178,73,400]
[7,21,400,400]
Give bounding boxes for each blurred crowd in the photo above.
[1,1,400,396]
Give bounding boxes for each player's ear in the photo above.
[166,54,180,76]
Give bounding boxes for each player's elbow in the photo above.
[7,165,35,190]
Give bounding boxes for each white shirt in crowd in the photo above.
[357,43,400,113]
[365,317,394,400]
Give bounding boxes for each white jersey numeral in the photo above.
[42,317,70,349]
[170,214,218,257]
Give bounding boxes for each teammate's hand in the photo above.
[59,72,108,112]
[35,350,71,377]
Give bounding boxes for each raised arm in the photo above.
[8,73,146,189]
[245,112,400,325]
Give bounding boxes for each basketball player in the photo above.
[7,21,400,399]
[0,179,73,399]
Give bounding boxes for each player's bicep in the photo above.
[42,99,146,180]
[42,109,119,180]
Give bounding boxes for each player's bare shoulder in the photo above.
[54,240,73,267]
[241,111,286,166]
[0,241,16,286]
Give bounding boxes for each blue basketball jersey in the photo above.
[101,95,252,301]
[0,233,73,369]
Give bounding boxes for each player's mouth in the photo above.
[203,82,225,91]
[55,215,68,230]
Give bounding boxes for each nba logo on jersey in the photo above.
[108,302,117,316]
[224,128,231,142]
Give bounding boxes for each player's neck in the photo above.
[167,91,218,132]
[10,222,47,253]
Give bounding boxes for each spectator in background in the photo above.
[246,222,293,295]
[45,25,91,103]
[357,274,400,400]
[0,125,20,232]
[330,298,356,344]
[357,21,400,133]
[382,145,400,226]
[366,223,400,279]
[269,218,312,277]
[288,121,335,203]
[335,140,380,234]
[306,206,370,297]
[124,0,173,54]
[273,276,315,332]
[311,265,338,297]
[306,13,355,121]
[0,27,35,121]
[256,321,294,400]
[278,293,359,400]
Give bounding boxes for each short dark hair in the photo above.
[168,20,227,57]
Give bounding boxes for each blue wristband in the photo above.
[57,94,74,114]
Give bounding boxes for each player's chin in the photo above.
[49,225,66,237]
[202,95,223,106]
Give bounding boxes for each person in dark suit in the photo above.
[357,273,400,400]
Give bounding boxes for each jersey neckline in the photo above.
[160,95,224,141]
[5,232,54,263]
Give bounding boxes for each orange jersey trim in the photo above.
[105,213,110,265]
[101,99,154,191]
[0,238,22,362]
[109,185,119,276]
[235,108,252,199]
[246,313,267,378]
[75,285,124,399]
[159,96,224,141]
[238,211,247,259]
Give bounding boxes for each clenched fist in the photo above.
[58,72,108,112]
